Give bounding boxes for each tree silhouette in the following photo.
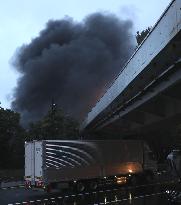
[136,27,151,46]
[0,107,25,169]
[28,103,79,140]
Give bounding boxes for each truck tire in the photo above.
[130,175,138,186]
[76,182,85,192]
[44,185,51,193]
[89,181,98,191]
[144,171,154,183]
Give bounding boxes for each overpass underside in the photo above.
[87,61,181,137]
[83,29,181,137]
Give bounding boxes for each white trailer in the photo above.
[25,140,157,191]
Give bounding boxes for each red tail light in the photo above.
[36,181,43,187]
[25,180,31,188]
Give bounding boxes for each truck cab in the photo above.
[167,149,181,178]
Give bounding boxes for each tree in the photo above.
[136,27,151,46]
[0,107,26,169]
[28,104,79,140]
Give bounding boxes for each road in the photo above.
[0,180,179,205]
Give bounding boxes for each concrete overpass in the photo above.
[81,0,181,137]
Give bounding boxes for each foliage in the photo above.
[0,107,25,169]
[136,27,151,46]
[27,104,80,140]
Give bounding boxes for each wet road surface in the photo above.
[0,180,180,205]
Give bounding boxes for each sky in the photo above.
[0,0,171,109]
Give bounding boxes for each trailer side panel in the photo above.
[44,140,143,183]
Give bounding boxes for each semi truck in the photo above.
[25,140,157,192]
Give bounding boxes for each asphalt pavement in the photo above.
[0,180,178,205]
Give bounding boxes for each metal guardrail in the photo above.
[0,169,24,181]
[0,181,24,190]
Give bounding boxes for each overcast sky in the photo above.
[0,0,171,109]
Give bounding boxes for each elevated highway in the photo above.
[81,0,181,137]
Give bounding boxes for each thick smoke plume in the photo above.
[12,13,135,126]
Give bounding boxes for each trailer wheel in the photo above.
[130,175,138,186]
[89,181,98,191]
[144,170,154,183]
[77,182,85,192]
[44,185,51,193]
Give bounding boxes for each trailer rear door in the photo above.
[25,142,35,185]
[25,141,43,187]
[34,141,43,185]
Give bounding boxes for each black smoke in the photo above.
[12,13,135,126]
